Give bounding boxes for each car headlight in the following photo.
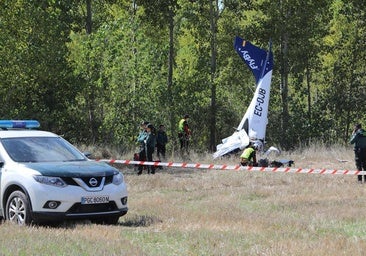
[33,176,67,187]
[112,172,124,185]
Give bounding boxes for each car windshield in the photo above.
[1,137,86,163]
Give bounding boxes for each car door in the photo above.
[0,154,3,218]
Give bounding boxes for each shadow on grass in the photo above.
[119,214,162,227]
[29,214,161,229]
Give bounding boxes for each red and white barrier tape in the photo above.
[96,159,362,176]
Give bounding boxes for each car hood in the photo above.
[22,161,117,177]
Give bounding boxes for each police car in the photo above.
[0,120,128,225]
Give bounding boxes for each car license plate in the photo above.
[81,195,109,204]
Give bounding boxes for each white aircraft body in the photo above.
[213,37,274,158]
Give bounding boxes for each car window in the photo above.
[1,137,86,163]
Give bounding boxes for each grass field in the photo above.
[1,144,366,255]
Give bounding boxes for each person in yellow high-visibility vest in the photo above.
[240,143,258,166]
[178,114,191,157]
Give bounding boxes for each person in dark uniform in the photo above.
[350,123,366,183]
[136,121,149,175]
[145,123,157,174]
[156,124,168,161]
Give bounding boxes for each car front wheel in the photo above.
[6,191,32,225]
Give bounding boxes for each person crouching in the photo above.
[240,143,258,166]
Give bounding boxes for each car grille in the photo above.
[67,201,118,214]
[62,175,113,187]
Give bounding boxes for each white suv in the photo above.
[0,120,128,225]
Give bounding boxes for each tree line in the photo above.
[0,0,365,154]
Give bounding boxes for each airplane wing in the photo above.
[213,129,249,159]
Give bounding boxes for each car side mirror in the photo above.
[0,161,4,168]
[83,152,92,159]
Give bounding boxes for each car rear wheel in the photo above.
[6,191,32,225]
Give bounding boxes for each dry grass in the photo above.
[2,144,366,255]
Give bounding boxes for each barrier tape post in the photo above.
[96,159,362,176]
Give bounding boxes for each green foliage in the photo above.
[0,0,365,153]
[0,0,77,132]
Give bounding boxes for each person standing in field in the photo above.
[350,123,366,183]
[136,121,149,175]
[145,123,157,174]
[178,114,191,158]
[156,124,168,161]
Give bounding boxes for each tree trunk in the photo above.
[280,32,290,149]
[86,0,92,34]
[85,0,97,143]
[306,63,311,127]
[209,0,218,151]
[168,4,176,151]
